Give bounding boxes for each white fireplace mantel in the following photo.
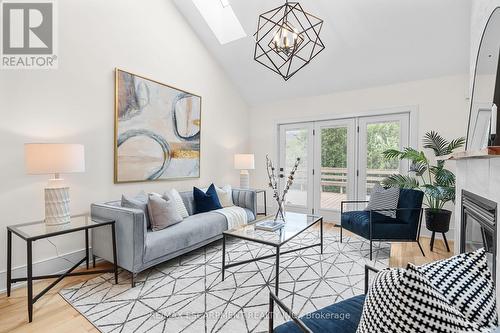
[454,156,500,301]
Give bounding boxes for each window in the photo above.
[192,0,246,44]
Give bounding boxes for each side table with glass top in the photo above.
[6,214,118,322]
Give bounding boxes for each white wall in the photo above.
[0,0,249,291]
[249,74,469,234]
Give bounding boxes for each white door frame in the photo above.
[278,122,314,214]
[313,118,356,221]
[357,113,411,200]
[274,106,418,220]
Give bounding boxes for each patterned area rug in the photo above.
[60,227,390,333]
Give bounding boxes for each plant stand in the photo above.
[425,208,452,252]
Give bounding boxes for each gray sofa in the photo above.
[91,188,257,287]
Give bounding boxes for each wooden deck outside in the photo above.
[286,167,398,210]
[320,191,347,210]
[287,190,349,211]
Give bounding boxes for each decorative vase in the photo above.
[266,154,300,223]
[274,199,286,221]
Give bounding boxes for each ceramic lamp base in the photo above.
[44,186,71,225]
[239,170,250,189]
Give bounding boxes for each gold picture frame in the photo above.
[114,68,202,183]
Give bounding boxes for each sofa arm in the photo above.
[91,203,147,273]
[232,188,257,219]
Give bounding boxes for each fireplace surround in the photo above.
[460,190,497,281]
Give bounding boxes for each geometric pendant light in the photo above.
[253,0,325,81]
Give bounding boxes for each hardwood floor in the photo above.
[0,265,111,333]
[390,236,453,267]
[0,234,453,333]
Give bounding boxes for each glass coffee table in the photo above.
[222,212,323,295]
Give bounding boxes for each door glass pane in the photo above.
[320,127,347,211]
[366,122,400,197]
[284,128,308,207]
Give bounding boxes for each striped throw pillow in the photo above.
[365,184,399,218]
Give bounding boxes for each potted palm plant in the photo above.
[381,131,465,238]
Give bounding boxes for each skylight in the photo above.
[192,0,247,45]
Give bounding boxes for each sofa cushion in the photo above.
[193,184,222,214]
[179,191,195,216]
[341,211,412,239]
[147,193,183,231]
[274,294,365,333]
[144,212,227,262]
[166,189,189,218]
[410,248,498,330]
[121,191,151,228]
[215,185,234,207]
[242,208,255,222]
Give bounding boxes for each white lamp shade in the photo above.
[25,143,85,175]
[234,154,255,170]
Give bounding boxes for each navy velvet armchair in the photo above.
[340,188,425,260]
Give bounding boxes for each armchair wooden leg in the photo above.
[369,240,373,261]
[340,226,343,243]
[417,240,425,257]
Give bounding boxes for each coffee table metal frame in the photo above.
[221,215,323,295]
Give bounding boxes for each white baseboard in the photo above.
[0,248,95,294]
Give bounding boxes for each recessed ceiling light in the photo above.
[192,0,247,45]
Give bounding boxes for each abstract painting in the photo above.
[114,69,201,183]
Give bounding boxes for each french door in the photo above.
[278,113,410,222]
[278,123,314,214]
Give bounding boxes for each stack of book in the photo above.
[255,219,285,231]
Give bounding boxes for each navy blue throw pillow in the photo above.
[193,184,222,214]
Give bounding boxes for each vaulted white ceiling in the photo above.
[173,0,471,106]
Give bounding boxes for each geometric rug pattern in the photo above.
[60,227,390,333]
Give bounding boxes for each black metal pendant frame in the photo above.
[254,1,325,81]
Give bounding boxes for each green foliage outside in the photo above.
[284,123,401,193]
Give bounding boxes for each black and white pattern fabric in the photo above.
[410,248,498,330]
[364,184,399,218]
[60,228,390,333]
[356,266,490,333]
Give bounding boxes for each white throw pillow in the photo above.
[166,189,189,218]
[215,185,234,208]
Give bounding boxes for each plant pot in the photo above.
[425,208,452,233]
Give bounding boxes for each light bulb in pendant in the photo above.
[272,23,301,55]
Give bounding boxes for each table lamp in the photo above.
[25,143,85,225]
[234,154,254,189]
